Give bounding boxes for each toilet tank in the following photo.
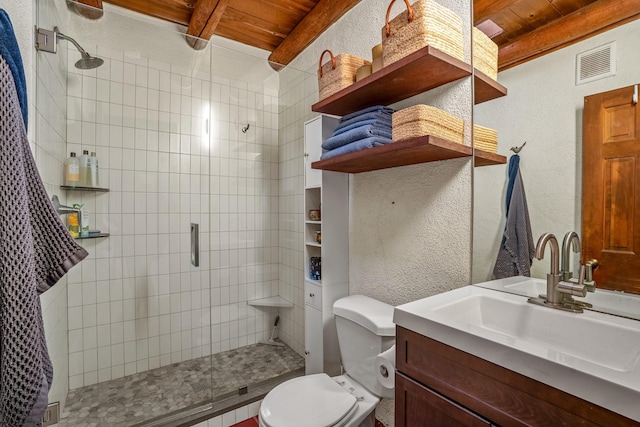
[333,295,395,398]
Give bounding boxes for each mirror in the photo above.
[472,19,640,318]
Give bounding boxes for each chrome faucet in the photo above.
[560,231,581,282]
[528,233,588,312]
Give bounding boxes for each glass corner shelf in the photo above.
[61,185,109,192]
[75,232,109,239]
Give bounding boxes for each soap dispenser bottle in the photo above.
[64,152,80,186]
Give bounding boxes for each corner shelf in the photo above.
[311,46,507,116]
[248,296,294,308]
[76,233,110,239]
[61,185,109,192]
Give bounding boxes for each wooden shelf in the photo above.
[248,296,294,308]
[474,69,507,104]
[311,136,471,173]
[475,150,507,167]
[312,46,472,116]
[61,185,109,192]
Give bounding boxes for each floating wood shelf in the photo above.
[311,136,505,173]
[474,69,508,104]
[248,296,294,308]
[475,150,507,167]
[311,46,507,116]
[312,46,471,116]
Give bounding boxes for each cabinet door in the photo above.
[304,118,323,189]
[304,305,323,375]
[396,373,492,427]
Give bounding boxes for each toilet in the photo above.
[259,295,395,427]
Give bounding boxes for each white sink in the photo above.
[394,285,640,421]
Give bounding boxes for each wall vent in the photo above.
[576,42,616,85]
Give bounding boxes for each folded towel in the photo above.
[0,10,27,129]
[323,125,393,151]
[320,136,392,160]
[333,116,392,136]
[340,105,394,123]
[335,111,393,133]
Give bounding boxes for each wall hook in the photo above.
[510,141,526,154]
[241,123,250,133]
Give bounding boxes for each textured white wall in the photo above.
[473,19,640,283]
[282,1,473,424]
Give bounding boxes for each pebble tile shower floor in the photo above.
[59,342,304,426]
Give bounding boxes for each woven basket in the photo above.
[317,50,370,101]
[473,27,498,80]
[382,0,464,67]
[473,124,498,153]
[392,105,464,144]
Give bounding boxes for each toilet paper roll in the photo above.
[375,345,396,391]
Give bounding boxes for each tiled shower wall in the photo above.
[63,43,281,388]
[277,68,318,356]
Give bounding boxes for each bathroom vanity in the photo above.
[393,285,640,426]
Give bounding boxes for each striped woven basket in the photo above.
[473,27,498,80]
[382,0,464,67]
[392,105,464,144]
[473,124,498,153]
[317,50,370,101]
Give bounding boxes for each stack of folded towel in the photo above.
[320,106,394,160]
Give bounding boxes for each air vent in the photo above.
[576,42,616,85]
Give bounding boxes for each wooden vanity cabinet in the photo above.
[395,326,637,427]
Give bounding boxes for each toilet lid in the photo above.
[261,374,357,427]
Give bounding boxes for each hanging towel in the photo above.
[0,54,88,426]
[320,136,392,160]
[322,124,393,151]
[0,9,28,129]
[492,155,535,279]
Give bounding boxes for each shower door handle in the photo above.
[191,223,199,267]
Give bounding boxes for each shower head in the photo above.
[35,27,104,70]
[55,28,104,70]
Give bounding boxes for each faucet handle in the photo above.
[583,259,599,293]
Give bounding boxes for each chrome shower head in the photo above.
[75,54,104,70]
[36,26,104,70]
[55,28,104,70]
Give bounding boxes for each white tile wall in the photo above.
[65,45,281,388]
[276,68,318,356]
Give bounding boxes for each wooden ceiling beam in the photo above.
[498,0,640,71]
[186,0,231,50]
[474,0,520,23]
[70,0,104,20]
[267,0,363,70]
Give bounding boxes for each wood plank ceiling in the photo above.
[72,0,640,71]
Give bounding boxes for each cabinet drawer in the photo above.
[305,281,322,310]
[396,372,491,427]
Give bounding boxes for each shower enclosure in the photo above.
[35,1,311,424]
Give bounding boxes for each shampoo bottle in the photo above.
[79,150,90,187]
[89,151,99,187]
[64,152,80,186]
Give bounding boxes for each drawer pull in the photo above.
[309,293,315,297]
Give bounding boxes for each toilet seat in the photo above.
[260,374,359,427]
